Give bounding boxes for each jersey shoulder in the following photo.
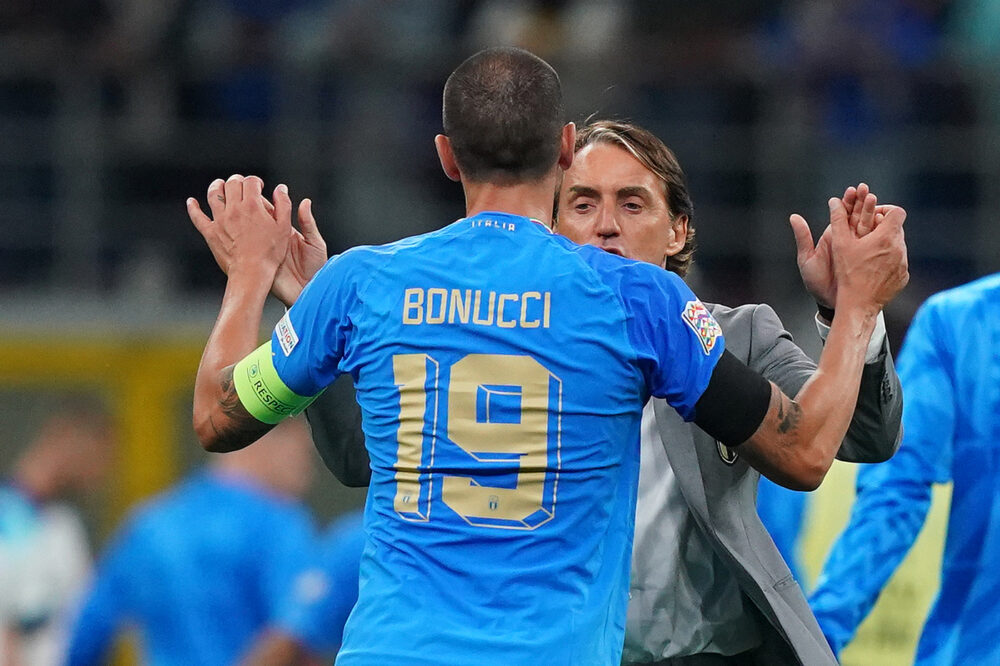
[913,274,1000,345]
[926,272,1000,314]
[0,486,37,540]
[318,511,365,565]
[309,222,467,292]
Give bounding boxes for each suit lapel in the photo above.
[652,400,712,525]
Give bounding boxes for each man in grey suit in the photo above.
[189,118,903,665]
[555,120,902,665]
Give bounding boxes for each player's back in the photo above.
[276,211,720,665]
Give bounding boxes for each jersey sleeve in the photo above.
[620,265,725,420]
[272,251,365,397]
[234,253,366,424]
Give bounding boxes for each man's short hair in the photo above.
[575,120,697,276]
[443,47,566,184]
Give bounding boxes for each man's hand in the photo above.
[738,195,907,491]
[188,176,327,307]
[789,183,884,313]
[187,174,290,275]
[273,197,327,307]
[828,196,908,315]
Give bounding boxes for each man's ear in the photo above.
[664,214,689,256]
[435,134,462,182]
[558,122,576,171]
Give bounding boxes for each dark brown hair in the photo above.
[574,120,696,276]
[443,47,565,184]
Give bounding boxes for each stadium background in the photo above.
[0,1,994,664]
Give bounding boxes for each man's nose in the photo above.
[595,206,620,238]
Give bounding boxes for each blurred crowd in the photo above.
[2,0,999,337]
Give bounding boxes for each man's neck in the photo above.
[462,177,557,226]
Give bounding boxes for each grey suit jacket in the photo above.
[629,303,902,665]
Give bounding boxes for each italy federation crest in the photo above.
[681,300,722,355]
[717,440,739,465]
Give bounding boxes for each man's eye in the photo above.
[623,202,642,212]
[574,202,593,213]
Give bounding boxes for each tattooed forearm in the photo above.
[219,367,242,419]
[776,395,803,435]
[206,366,273,452]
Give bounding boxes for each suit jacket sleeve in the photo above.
[835,334,903,463]
[745,304,903,464]
[305,373,371,487]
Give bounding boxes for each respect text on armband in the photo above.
[248,371,295,415]
[401,288,551,329]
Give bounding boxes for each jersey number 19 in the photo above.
[392,353,562,530]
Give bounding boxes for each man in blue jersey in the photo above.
[189,47,907,664]
[190,118,904,665]
[66,418,317,666]
[809,273,1000,665]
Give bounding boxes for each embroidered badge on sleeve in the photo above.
[681,300,722,355]
[276,311,299,357]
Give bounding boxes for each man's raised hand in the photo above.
[273,197,327,307]
[789,183,885,315]
[187,176,327,307]
[828,196,908,314]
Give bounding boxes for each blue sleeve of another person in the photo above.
[618,264,724,420]
[66,521,141,666]
[275,512,365,654]
[809,299,955,655]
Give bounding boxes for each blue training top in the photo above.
[810,273,1000,664]
[66,471,316,666]
[269,212,724,665]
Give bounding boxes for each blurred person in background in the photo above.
[189,117,906,664]
[0,403,113,666]
[809,273,1000,665]
[66,416,317,666]
[241,510,364,666]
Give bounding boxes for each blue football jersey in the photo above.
[66,471,316,666]
[267,212,723,665]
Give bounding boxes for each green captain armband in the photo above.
[233,343,320,424]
